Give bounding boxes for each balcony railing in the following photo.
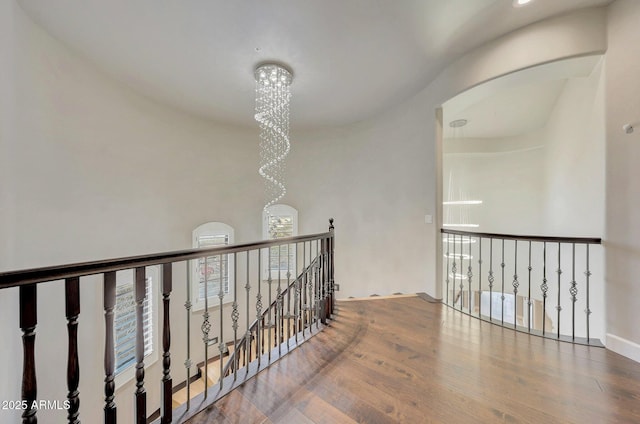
[441,228,602,346]
[0,219,336,424]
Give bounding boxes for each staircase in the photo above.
[172,315,308,408]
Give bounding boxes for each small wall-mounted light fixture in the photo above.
[623,123,634,134]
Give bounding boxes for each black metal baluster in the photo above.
[489,238,494,322]
[329,219,335,315]
[277,245,282,355]
[459,237,464,312]
[501,239,505,325]
[134,267,147,424]
[294,243,300,344]
[513,240,519,329]
[478,237,482,319]
[445,234,450,306]
[286,243,292,343]
[467,237,473,314]
[452,234,457,307]
[185,261,192,410]
[103,272,117,424]
[316,239,321,329]
[256,250,263,366]
[585,244,592,343]
[302,242,307,338]
[245,251,251,371]
[268,248,273,361]
[161,264,172,424]
[556,243,562,339]
[570,243,577,341]
[527,242,532,334]
[541,242,548,336]
[202,256,211,398]
[231,252,239,381]
[307,241,312,330]
[65,277,80,424]
[219,254,226,387]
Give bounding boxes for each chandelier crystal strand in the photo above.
[255,64,293,212]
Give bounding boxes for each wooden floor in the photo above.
[187,295,640,423]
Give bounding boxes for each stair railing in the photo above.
[221,256,320,379]
[0,219,336,424]
[441,228,601,345]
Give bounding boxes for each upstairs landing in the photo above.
[189,294,640,423]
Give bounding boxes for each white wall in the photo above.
[604,0,640,361]
[543,60,605,237]
[443,133,546,235]
[0,3,20,423]
[288,91,432,299]
[1,4,266,422]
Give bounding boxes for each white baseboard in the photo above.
[606,333,640,363]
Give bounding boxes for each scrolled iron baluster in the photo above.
[541,242,548,335]
[556,243,562,339]
[527,242,532,334]
[445,234,450,306]
[467,237,473,314]
[478,237,482,319]
[257,250,263,364]
[201,256,211,399]
[501,239,505,325]
[585,244,592,343]
[459,241,464,312]
[267,248,273,361]
[286,245,292,342]
[294,242,301,343]
[184,261,193,410]
[231,252,239,381]
[488,238,494,321]
[513,240,519,329]
[245,251,252,372]
[569,243,577,341]
[277,245,282,355]
[219,254,227,388]
[451,234,457,307]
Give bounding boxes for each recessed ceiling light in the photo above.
[449,119,468,128]
[513,0,534,6]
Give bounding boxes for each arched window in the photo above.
[192,222,235,310]
[262,204,298,279]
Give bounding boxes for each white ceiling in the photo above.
[18,0,612,129]
[443,55,601,139]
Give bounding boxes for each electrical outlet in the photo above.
[425,214,433,224]
[334,284,340,291]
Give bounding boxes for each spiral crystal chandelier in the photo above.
[254,63,293,212]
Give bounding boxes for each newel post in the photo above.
[329,218,335,316]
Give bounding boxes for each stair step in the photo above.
[173,322,309,407]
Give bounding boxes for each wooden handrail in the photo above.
[5,220,336,424]
[0,231,332,288]
[220,258,318,378]
[441,228,601,244]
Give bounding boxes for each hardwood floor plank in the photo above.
[188,296,640,423]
